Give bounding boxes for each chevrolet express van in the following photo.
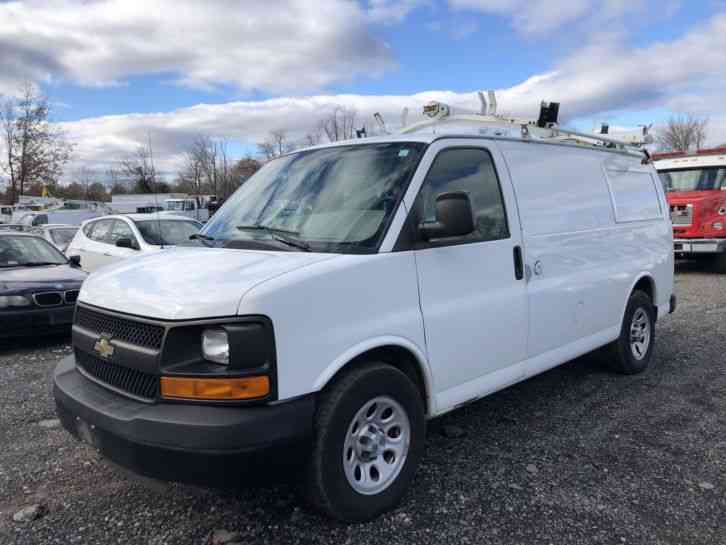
[54,106,675,521]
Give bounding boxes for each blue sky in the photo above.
[1,0,725,173]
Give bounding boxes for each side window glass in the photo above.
[82,222,96,239]
[90,220,114,243]
[108,220,137,246]
[414,148,509,244]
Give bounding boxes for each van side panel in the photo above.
[497,141,673,358]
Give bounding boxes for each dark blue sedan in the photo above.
[0,232,87,338]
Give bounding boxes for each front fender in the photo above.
[312,335,435,415]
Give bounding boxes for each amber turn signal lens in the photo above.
[161,376,270,400]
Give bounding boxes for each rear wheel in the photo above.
[710,252,726,273]
[606,290,656,374]
[301,362,426,522]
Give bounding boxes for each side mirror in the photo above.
[418,191,475,240]
[68,255,81,267]
[116,238,137,250]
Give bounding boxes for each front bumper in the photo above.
[53,355,315,485]
[673,238,726,254]
[0,306,75,338]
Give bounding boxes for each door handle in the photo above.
[513,246,524,280]
[103,252,112,257]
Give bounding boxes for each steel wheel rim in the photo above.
[629,308,651,361]
[343,395,411,496]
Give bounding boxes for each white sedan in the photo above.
[66,214,202,272]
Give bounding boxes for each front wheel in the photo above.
[606,290,656,374]
[301,363,426,522]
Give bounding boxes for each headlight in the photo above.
[0,295,31,308]
[718,207,726,216]
[201,328,229,365]
[713,222,724,231]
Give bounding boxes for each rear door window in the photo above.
[89,219,114,244]
[605,168,663,222]
[108,220,138,247]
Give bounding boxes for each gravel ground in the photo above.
[1,263,725,545]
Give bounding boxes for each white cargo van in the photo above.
[54,102,674,522]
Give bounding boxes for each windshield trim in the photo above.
[202,141,429,255]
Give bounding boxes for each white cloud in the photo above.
[55,11,726,176]
[449,0,653,35]
[0,0,394,96]
[366,0,428,23]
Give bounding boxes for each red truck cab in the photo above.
[653,148,726,271]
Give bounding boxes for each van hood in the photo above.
[79,248,337,320]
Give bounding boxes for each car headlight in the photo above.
[718,207,726,216]
[0,295,31,308]
[201,328,229,365]
[713,222,724,231]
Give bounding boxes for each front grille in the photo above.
[64,290,79,304]
[670,204,693,226]
[76,349,158,401]
[33,292,63,307]
[75,306,165,350]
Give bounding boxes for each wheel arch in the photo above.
[313,337,434,416]
[622,273,657,322]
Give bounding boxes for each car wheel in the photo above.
[606,290,656,375]
[302,362,426,522]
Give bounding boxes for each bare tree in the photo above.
[657,114,709,152]
[257,129,294,160]
[178,135,239,198]
[120,144,156,193]
[318,106,357,142]
[0,82,73,203]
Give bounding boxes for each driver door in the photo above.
[409,142,529,411]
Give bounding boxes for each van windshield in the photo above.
[659,167,726,192]
[201,142,425,253]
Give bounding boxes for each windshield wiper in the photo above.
[236,224,312,252]
[270,233,312,252]
[190,233,215,241]
[236,224,300,235]
[22,262,63,267]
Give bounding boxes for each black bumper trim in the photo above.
[53,355,315,456]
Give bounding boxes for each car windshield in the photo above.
[201,142,426,253]
[0,235,67,267]
[659,167,726,192]
[134,220,201,246]
[49,228,78,247]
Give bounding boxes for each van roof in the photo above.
[294,131,646,159]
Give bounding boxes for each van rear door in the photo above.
[406,141,528,410]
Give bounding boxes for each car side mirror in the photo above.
[418,191,475,240]
[68,255,81,267]
[116,238,137,250]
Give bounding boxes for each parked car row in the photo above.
[0,213,203,342]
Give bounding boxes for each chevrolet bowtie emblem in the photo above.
[93,336,115,359]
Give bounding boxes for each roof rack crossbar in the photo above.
[401,93,651,156]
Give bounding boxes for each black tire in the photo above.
[605,290,656,375]
[710,253,726,273]
[301,362,426,522]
